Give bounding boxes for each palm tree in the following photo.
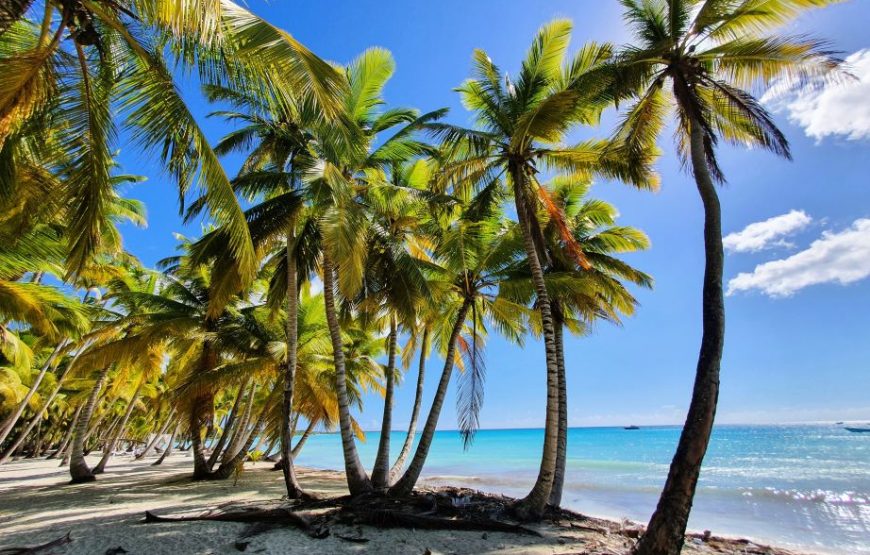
[438,21,657,516]
[0,0,343,282]
[610,1,843,552]
[308,47,445,495]
[357,164,433,489]
[201,81,321,498]
[500,175,652,506]
[390,201,527,496]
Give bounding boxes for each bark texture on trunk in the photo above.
[292,419,316,457]
[207,378,248,469]
[49,405,81,460]
[633,119,725,555]
[152,423,179,466]
[390,328,428,481]
[512,163,561,519]
[322,254,371,495]
[137,408,176,459]
[93,378,144,474]
[69,365,111,483]
[390,300,471,496]
[222,382,256,464]
[371,317,398,488]
[549,315,568,507]
[281,233,304,498]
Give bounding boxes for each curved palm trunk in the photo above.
[152,423,179,466]
[281,233,304,498]
[292,419,316,458]
[390,300,471,497]
[137,408,176,460]
[49,405,81,460]
[633,121,725,555]
[207,378,249,469]
[0,342,65,446]
[190,341,219,480]
[322,253,371,495]
[390,328,428,480]
[371,317,398,488]
[93,377,144,474]
[69,365,111,483]
[222,382,257,464]
[212,390,276,480]
[512,164,561,518]
[549,314,568,507]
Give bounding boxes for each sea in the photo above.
[293,425,870,554]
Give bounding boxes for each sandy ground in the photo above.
[0,454,809,555]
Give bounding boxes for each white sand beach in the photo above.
[0,455,810,555]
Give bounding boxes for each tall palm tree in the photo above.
[308,47,445,494]
[610,1,843,552]
[200,81,321,498]
[438,21,657,516]
[500,175,652,506]
[390,201,527,496]
[357,165,433,489]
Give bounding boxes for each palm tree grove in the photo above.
[3,1,866,554]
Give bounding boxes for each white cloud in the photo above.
[727,218,870,297]
[762,49,870,141]
[723,210,812,253]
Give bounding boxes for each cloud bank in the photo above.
[763,49,870,141]
[723,210,812,253]
[727,218,870,297]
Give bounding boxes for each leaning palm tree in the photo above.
[438,21,657,516]
[390,202,527,496]
[199,81,322,498]
[500,175,652,506]
[309,47,445,495]
[610,1,843,552]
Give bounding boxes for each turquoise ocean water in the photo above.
[293,425,869,554]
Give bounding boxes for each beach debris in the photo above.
[335,533,370,543]
[104,548,128,555]
[0,532,73,554]
[143,487,543,541]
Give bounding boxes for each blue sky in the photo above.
[114,1,870,429]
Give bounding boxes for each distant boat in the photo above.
[845,427,870,433]
[836,421,844,425]
[623,425,640,430]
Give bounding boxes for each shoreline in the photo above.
[0,454,826,555]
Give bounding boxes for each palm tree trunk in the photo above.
[372,317,398,488]
[207,378,249,469]
[0,341,66,446]
[281,232,304,498]
[49,405,81,460]
[292,419,316,458]
[549,313,568,506]
[390,299,471,497]
[0,358,77,464]
[322,253,371,495]
[153,423,179,466]
[222,382,257,464]
[511,164,561,518]
[93,377,144,474]
[212,390,276,480]
[633,120,725,555]
[137,408,176,459]
[69,365,111,483]
[390,328,428,480]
